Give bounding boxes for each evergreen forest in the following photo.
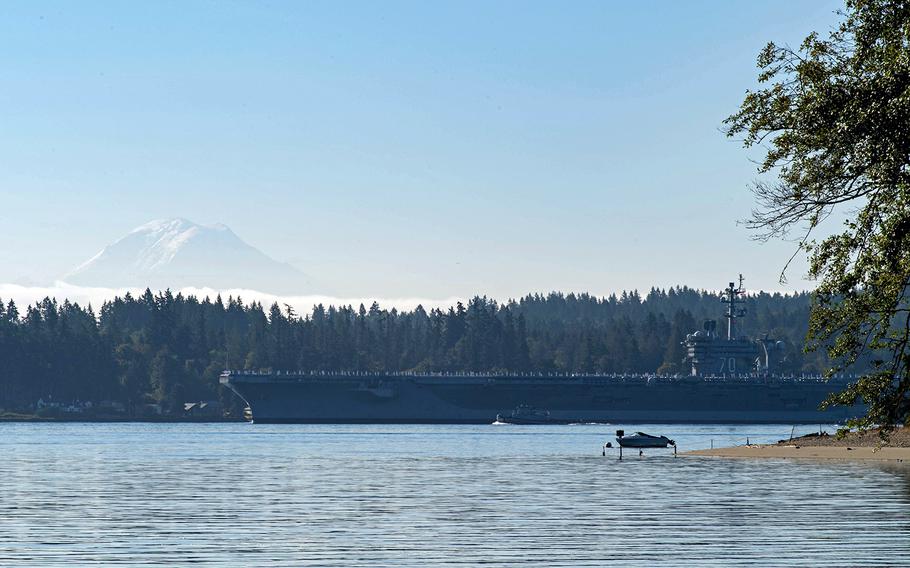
[0,287,831,417]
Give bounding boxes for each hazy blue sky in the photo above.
[0,1,845,299]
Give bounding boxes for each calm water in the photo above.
[1,423,908,567]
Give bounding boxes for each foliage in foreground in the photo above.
[725,0,910,432]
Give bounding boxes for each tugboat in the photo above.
[495,405,559,425]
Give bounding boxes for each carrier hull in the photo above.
[220,372,859,424]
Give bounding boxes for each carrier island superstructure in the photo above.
[221,278,859,424]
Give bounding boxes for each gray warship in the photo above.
[221,278,860,424]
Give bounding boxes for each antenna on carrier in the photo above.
[721,274,746,340]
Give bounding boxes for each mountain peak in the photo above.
[131,217,194,233]
[63,219,307,294]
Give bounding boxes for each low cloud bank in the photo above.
[0,282,462,314]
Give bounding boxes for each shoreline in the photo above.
[685,428,910,462]
[685,444,910,462]
[0,415,243,424]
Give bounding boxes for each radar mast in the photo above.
[721,274,746,340]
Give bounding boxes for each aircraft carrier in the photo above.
[220,279,861,424]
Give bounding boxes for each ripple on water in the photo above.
[0,423,908,567]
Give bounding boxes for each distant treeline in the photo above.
[0,287,829,415]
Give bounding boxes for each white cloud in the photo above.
[0,282,462,314]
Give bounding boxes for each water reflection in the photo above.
[0,423,907,567]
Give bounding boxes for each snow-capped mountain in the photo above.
[63,218,307,293]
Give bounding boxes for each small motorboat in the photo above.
[495,405,558,425]
[615,430,675,448]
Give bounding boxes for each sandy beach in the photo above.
[687,444,910,461]
[686,428,910,462]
